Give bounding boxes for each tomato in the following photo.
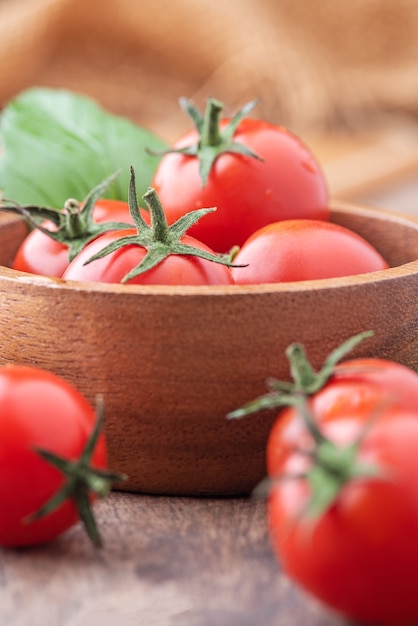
[228,333,418,622]
[231,219,389,284]
[12,199,132,278]
[0,365,108,547]
[62,170,236,286]
[151,98,329,252]
[267,402,418,626]
[62,229,235,285]
[267,355,418,473]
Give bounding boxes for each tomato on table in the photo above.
[231,219,389,284]
[267,354,418,475]
[229,331,418,472]
[0,365,121,547]
[267,401,418,626]
[229,332,418,625]
[151,98,329,252]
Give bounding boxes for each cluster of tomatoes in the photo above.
[229,331,418,626]
[1,97,416,626]
[7,97,388,285]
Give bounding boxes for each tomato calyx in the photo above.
[255,400,381,519]
[227,330,374,419]
[83,166,244,282]
[293,401,380,518]
[26,396,126,547]
[0,171,132,261]
[150,97,263,186]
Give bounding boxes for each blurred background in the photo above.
[2,0,418,212]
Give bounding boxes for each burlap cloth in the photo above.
[1,0,418,140]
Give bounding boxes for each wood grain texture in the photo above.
[0,492,348,626]
[0,205,418,495]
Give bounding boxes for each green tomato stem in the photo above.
[0,171,132,261]
[83,166,242,282]
[227,330,375,419]
[63,199,85,239]
[298,400,381,519]
[142,187,170,243]
[26,396,127,547]
[200,98,224,147]
[149,97,262,186]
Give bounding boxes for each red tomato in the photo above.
[267,356,418,475]
[0,365,107,547]
[62,229,235,285]
[231,219,389,284]
[268,403,418,625]
[13,199,132,278]
[152,117,329,252]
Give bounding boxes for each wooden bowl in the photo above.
[0,202,418,496]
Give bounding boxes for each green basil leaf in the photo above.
[0,87,168,207]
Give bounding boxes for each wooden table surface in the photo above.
[1,494,345,626]
[2,142,418,626]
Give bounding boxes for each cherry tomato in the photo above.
[62,229,235,285]
[13,199,132,278]
[267,356,418,475]
[229,334,418,623]
[231,219,389,284]
[152,102,329,253]
[268,402,418,626]
[0,365,107,547]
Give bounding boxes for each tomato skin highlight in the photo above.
[152,118,329,252]
[12,199,132,278]
[0,365,106,547]
[62,230,235,286]
[231,219,389,284]
[268,408,418,626]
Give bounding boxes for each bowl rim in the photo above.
[1,200,418,296]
